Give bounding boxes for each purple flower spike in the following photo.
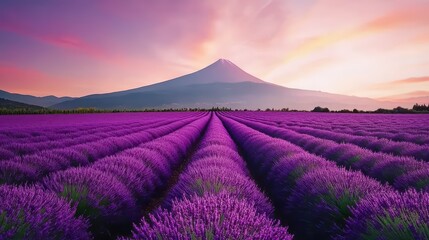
[341,189,429,240]
[129,194,292,240]
[42,167,137,227]
[287,167,389,239]
[0,185,91,240]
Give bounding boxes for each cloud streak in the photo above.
[270,5,429,70]
[0,63,78,96]
[0,22,106,58]
[390,76,429,85]
[366,76,429,98]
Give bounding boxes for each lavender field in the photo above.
[1,111,429,240]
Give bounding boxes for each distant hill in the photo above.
[0,90,74,107]
[0,98,45,110]
[52,59,404,111]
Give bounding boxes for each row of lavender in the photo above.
[0,112,196,128]
[243,112,429,145]
[39,114,209,238]
[244,115,429,160]
[225,113,429,192]
[0,121,161,160]
[124,115,293,239]
[0,112,207,239]
[293,112,429,135]
[0,112,189,144]
[0,112,201,160]
[0,121,152,158]
[1,113,294,239]
[220,113,429,239]
[285,119,429,145]
[0,114,201,184]
[235,112,429,160]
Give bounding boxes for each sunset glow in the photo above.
[0,0,428,98]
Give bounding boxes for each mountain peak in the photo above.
[215,58,233,64]
[75,58,267,98]
[190,58,265,84]
[209,58,237,68]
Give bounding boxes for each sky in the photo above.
[0,0,428,100]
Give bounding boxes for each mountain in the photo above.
[0,90,74,107]
[0,98,45,110]
[52,59,404,110]
[71,59,265,99]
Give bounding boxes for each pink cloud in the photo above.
[0,63,82,96]
[285,6,429,63]
[0,21,132,67]
[378,90,429,103]
[391,76,429,85]
[368,77,429,93]
[357,6,429,33]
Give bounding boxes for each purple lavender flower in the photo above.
[128,194,292,240]
[370,157,426,184]
[286,167,389,239]
[142,141,183,166]
[0,148,14,160]
[0,185,90,239]
[341,189,429,240]
[0,160,38,184]
[188,155,247,174]
[191,145,243,164]
[165,165,273,216]
[41,167,137,227]
[122,148,172,179]
[267,152,337,202]
[394,169,429,192]
[92,156,159,203]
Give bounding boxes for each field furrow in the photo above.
[219,114,392,239]
[122,114,293,239]
[0,115,203,185]
[237,115,429,160]
[224,113,429,192]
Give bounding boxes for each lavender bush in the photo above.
[341,189,429,240]
[0,185,90,239]
[128,194,292,240]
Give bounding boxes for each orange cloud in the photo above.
[0,64,82,96]
[276,6,429,66]
[390,76,429,85]
[367,76,429,93]
[378,90,429,103]
[358,7,427,32]
[408,32,429,46]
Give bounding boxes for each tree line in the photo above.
[1,104,428,115]
[310,103,429,114]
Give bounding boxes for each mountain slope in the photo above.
[0,90,74,107]
[0,98,45,110]
[52,59,404,110]
[76,58,265,100]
